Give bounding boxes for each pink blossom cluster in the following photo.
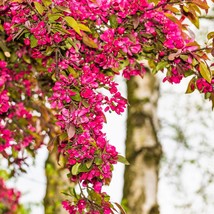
[62,194,112,214]
[48,58,126,211]
[49,69,124,197]
[0,178,20,213]
[0,125,12,152]
[196,78,214,93]
[0,61,11,115]
[0,59,41,167]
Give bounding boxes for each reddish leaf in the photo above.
[185,77,196,94]
[164,5,179,13]
[168,50,181,61]
[47,140,54,152]
[66,124,75,139]
[211,48,214,57]
[192,0,209,10]
[133,15,140,29]
[82,34,98,49]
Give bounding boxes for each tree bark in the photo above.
[44,150,71,214]
[122,73,162,214]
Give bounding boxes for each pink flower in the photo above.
[100,29,115,43]
[0,90,10,114]
[0,126,12,152]
[53,32,62,43]
[93,181,102,192]
[77,199,86,210]
[24,38,30,46]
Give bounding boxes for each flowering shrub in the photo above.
[0,0,214,213]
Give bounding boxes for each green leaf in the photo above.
[56,5,71,13]
[152,61,168,74]
[48,13,62,22]
[117,155,130,165]
[68,66,79,78]
[192,58,198,66]
[141,33,153,39]
[65,39,73,49]
[205,92,211,99]
[61,191,72,196]
[82,99,90,108]
[71,91,81,101]
[119,59,129,70]
[10,52,18,62]
[64,16,82,36]
[72,163,81,175]
[78,163,91,172]
[86,159,93,169]
[180,55,188,61]
[0,169,9,180]
[109,14,118,28]
[199,61,212,83]
[42,0,52,7]
[94,158,102,166]
[143,45,154,52]
[23,54,31,64]
[30,35,38,48]
[34,2,45,15]
[52,24,71,35]
[45,46,54,56]
[0,24,4,32]
[59,132,68,142]
[184,69,194,77]
[88,190,102,205]
[78,23,92,33]
[0,51,5,60]
[0,41,10,58]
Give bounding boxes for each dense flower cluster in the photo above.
[0,59,43,166]
[0,0,214,213]
[0,178,20,213]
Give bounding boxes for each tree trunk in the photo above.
[44,150,71,214]
[122,73,162,214]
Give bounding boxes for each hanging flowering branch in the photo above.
[0,0,214,213]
